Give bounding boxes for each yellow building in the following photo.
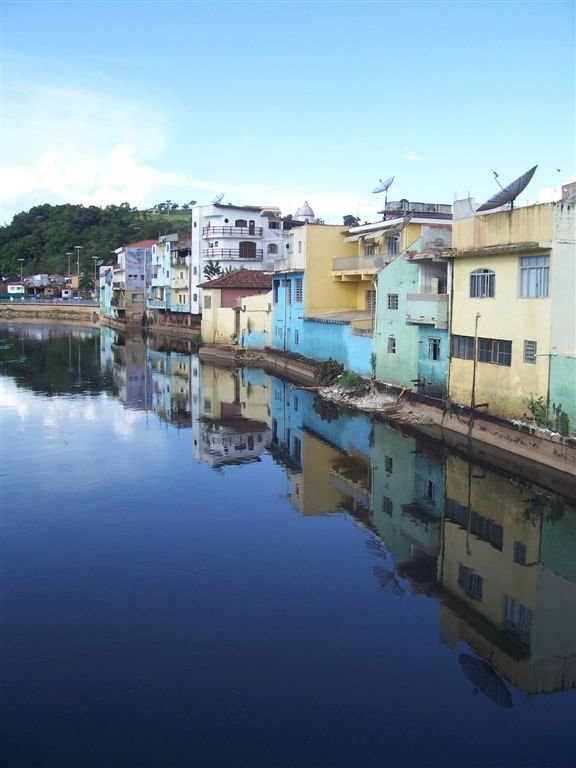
[449,200,575,426]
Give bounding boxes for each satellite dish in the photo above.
[373,176,394,194]
[476,165,537,212]
[212,193,225,204]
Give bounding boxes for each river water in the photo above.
[1,324,575,768]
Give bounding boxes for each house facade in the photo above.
[106,239,156,324]
[374,221,452,397]
[198,268,272,345]
[448,200,575,427]
[190,202,292,315]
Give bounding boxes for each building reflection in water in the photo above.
[100,326,576,701]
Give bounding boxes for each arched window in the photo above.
[470,269,495,298]
[267,243,278,254]
[235,219,247,228]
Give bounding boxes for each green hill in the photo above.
[0,203,192,279]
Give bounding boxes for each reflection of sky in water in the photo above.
[1,353,576,768]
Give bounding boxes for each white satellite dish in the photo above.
[212,193,225,204]
[373,176,394,194]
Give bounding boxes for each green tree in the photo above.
[203,260,222,279]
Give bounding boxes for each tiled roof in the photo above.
[198,268,272,290]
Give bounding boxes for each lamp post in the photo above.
[17,258,24,282]
[74,245,83,297]
[92,257,99,297]
[166,199,172,216]
[66,252,73,282]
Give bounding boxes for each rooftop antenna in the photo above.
[476,165,537,213]
[212,193,225,204]
[372,176,394,217]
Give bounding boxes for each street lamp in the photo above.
[66,252,73,281]
[166,199,172,216]
[74,245,83,297]
[92,257,99,294]
[17,258,24,282]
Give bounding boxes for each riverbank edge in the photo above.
[3,311,574,495]
[198,342,576,497]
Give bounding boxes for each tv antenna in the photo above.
[476,165,537,212]
[212,193,225,204]
[372,176,394,216]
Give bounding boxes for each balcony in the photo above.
[332,254,389,279]
[148,299,167,309]
[171,303,191,313]
[202,248,263,261]
[405,293,448,329]
[273,252,305,273]
[203,225,263,238]
[171,277,188,289]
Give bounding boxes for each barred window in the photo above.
[524,340,537,364]
[428,337,441,361]
[478,337,512,366]
[519,255,549,297]
[451,334,474,360]
[386,237,399,257]
[458,564,483,600]
[470,269,495,298]
[387,293,399,310]
[366,290,376,311]
[295,278,303,303]
[388,336,396,354]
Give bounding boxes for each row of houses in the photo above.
[99,191,576,432]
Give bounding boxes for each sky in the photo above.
[1,0,574,226]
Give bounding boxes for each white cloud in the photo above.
[401,146,423,162]
[0,82,189,224]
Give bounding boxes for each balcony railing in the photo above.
[405,293,448,329]
[171,303,191,313]
[202,248,263,261]
[203,225,263,238]
[147,299,167,309]
[171,277,188,289]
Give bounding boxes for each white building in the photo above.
[190,202,303,315]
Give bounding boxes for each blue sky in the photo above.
[1,0,574,225]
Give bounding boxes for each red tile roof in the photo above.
[198,268,272,290]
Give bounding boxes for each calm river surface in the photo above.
[1,324,575,768]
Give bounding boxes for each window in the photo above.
[384,456,393,473]
[363,242,375,257]
[524,340,537,363]
[366,290,376,311]
[235,219,247,227]
[386,237,399,257]
[286,281,291,304]
[268,220,280,229]
[293,436,302,461]
[426,481,436,501]
[239,241,256,259]
[513,540,527,565]
[387,293,399,310]
[298,241,302,254]
[204,295,212,309]
[295,278,303,303]
[273,281,279,304]
[451,335,474,360]
[519,255,549,297]
[470,269,495,298]
[267,243,278,254]
[478,337,512,366]
[428,337,441,361]
[193,293,197,302]
[504,595,532,642]
[193,266,198,275]
[388,336,396,354]
[458,564,483,600]
[382,496,393,516]
[294,329,299,344]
